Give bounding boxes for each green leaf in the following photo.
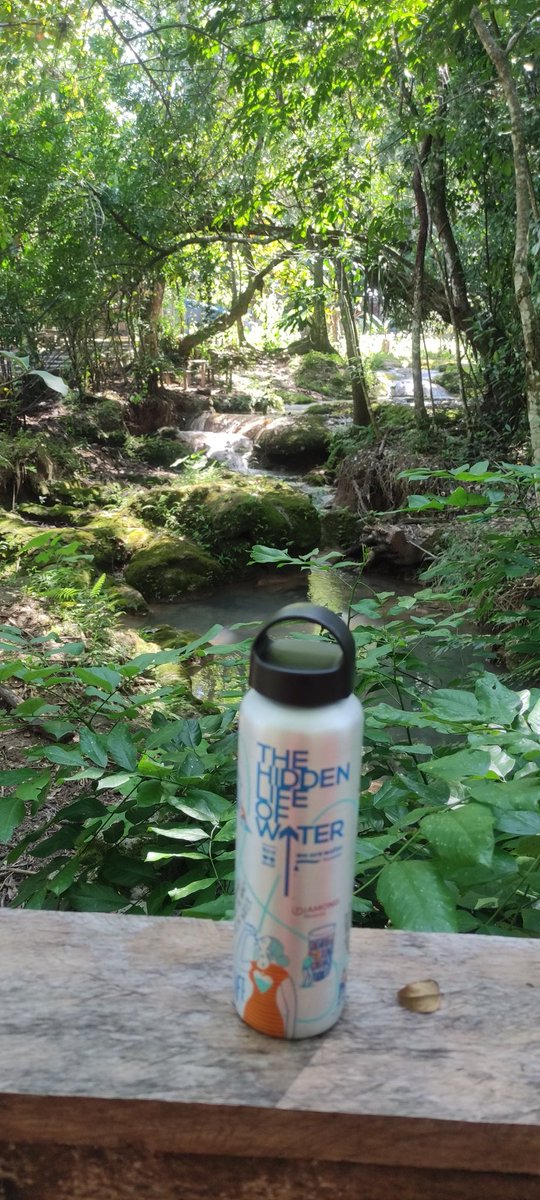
[427,690,483,723]
[75,666,121,693]
[521,909,540,934]
[168,877,215,901]
[185,894,234,919]
[135,779,164,807]
[28,368,69,395]
[422,804,495,867]
[495,811,540,836]
[42,745,84,766]
[148,825,209,842]
[106,725,138,771]
[97,772,133,791]
[70,882,125,912]
[377,861,459,932]
[60,795,107,822]
[48,858,80,896]
[475,674,522,725]
[0,794,25,842]
[79,727,108,768]
[425,749,490,782]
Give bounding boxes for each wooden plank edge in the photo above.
[0,1096,538,1176]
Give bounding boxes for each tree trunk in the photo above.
[140,277,165,393]
[411,135,432,422]
[309,254,336,354]
[335,259,372,427]
[176,255,287,360]
[430,133,474,333]
[472,7,540,464]
[228,246,246,346]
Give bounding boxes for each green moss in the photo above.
[140,624,196,649]
[131,477,321,570]
[78,511,155,569]
[255,419,331,468]
[124,536,222,600]
[124,435,181,467]
[321,507,363,549]
[105,580,149,614]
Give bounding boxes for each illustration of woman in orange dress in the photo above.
[240,931,297,1038]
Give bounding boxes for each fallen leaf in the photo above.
[397,979,441,1014]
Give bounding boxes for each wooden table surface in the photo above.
[0,909,538,1198]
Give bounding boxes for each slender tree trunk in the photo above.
[335,259,372,427]
[411,135,432,422]
[430,133,473,332]
[140,277,165,393]
[472,7,540,464]
[228,246,246,346]
[310,253,336,354]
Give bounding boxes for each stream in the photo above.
[125,364,470,702]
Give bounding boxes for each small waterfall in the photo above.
[172,410,288,472]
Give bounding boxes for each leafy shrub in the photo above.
[124,435,181,467]
[293,351,350,397]
[402,461,540,681]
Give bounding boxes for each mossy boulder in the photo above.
[105,580,149,614]
[255,419,331,469]
[140,624,196,649]
[132,478,321,569]
[17,502,88,526]
[124,536,222,601]
[321,507,364,549]
[77,510,155,569]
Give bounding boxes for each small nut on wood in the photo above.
[397,979,441,1014]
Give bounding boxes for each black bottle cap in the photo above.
[249,603,356,708]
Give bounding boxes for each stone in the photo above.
[255,419,331,469]
[124,536,222,601]
[321,507,364,549]
[105,580,149,614]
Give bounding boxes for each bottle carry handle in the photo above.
[253,603,355,672]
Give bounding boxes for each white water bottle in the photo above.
[234,604,363,1039]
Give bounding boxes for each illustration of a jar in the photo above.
[308,924,336,982]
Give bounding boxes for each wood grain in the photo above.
[0,908,538,1192]
[0,1147,539,1200]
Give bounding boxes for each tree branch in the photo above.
[96,1,172,115]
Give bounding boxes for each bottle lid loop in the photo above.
[249,603,356,708]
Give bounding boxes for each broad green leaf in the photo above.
[495,811,540,836]
[185,895,234,919]
[29,368,69,394]
[106,725,138,771]
[48,858,80,896]
[169,877,215,901]
[75,666,121,693]
[42,745,84,767]
[60,795,107,822]
[475,674,522,725]
[425,749,490,782]
[135,779,164,807]
[79,727,108,768]
[521,909,540,935]
[427,690,482,723]
[422,804,495,867]
[148,825,209,842]
[377,861,459,932]
[97,772,133,791]
[70,882,125,912]
[0,795,25,842]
